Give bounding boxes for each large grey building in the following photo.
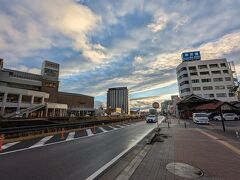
[107,87,129,114]
[176,54,238,102]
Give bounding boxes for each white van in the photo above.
[193,113,209,124]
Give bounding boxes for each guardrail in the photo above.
[0,117,143,139]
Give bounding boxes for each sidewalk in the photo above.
[128,117,240,180]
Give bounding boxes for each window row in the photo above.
[190,70,229,76]
[189,63,227,70]
[191,77,232,83]
[192,85,233,91]
[197,93,235,98]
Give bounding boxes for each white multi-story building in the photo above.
[107,87,129,114]
[176,58,238,102]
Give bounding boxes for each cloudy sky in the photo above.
[1,0,240,109]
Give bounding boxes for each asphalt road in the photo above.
[0,117,163,180]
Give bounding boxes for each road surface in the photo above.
[0,116,164,180]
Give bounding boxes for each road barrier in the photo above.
[0,117,142,141]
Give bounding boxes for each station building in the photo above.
[0,58,94,118]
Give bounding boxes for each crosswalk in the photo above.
[0,123,134,154]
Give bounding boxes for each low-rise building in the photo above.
[0,58,94,118]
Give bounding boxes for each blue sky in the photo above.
[1,0,240,109]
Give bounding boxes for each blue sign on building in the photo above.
[181,51,201,61]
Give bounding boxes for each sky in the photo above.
[1,0,240,110]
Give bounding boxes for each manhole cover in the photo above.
[166,162,203,178]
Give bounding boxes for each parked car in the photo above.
[146,115,157,123]
[207,112,220,121]
[213,113,239,121]
[193,113,209,124]
[236,112,240,120]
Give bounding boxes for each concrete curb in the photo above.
[86,116,166,180]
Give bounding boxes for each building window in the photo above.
[190,72,198,76]
[200,71,210,75]
[198,65,208,69]
[188,66,197,70]
[213,78,223,82]
[178,73,188,80]
[180,81,189,86]
[201,78,211,83]
[215,86,225,90]
[0,93,4,102]
[191,79,199,83]
[211,70,221,75]
[227,85,233,90]
[216,93,227,97]
[229,93,235,97]
[220,63,227,67]
[177,67,187,74]
[193,87,201,91]
[204,94,215,98]
[209,64,219,68]
[203,86,213,90]
[181,88,190,93]
[225,77,231,81]
[223,70,229,74]
[6,94,19,103]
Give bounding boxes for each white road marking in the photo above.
[99,127,108,133]
[30,136,53,148]
[109,126,117,130]
[2,142,20,150]
[0,119,157,156]
[66,132,75,141]
[117,125,125,128]
[86,127,156,180]
[86,129,94,136]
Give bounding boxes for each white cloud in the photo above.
[147,12,168,32]
[130,93,178,109]
[0,0,110,65]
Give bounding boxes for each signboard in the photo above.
[152,102,159,109]
[182,51,201,61]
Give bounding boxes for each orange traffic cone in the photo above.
[60,131,64,140]
[93,125,96,134]
[0,134,4,151]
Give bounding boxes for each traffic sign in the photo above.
[152,102,159,109]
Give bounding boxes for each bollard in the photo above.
[184,122,186,128]
[168,122,170,128]
[236,131,239,138]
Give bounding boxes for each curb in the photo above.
[86,116,166,180]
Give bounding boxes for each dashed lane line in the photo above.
[30,136,54,148]
[86,129,94,136]
[109,126,117,130]
[66,132,75,141]
[0,122,140,156]
[2,142,20,150]
[99,127,108,133]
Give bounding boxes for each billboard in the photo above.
[181,51,201,61]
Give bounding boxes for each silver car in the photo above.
[213,113,239,121]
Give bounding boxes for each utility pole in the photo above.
[219,107,225,132]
